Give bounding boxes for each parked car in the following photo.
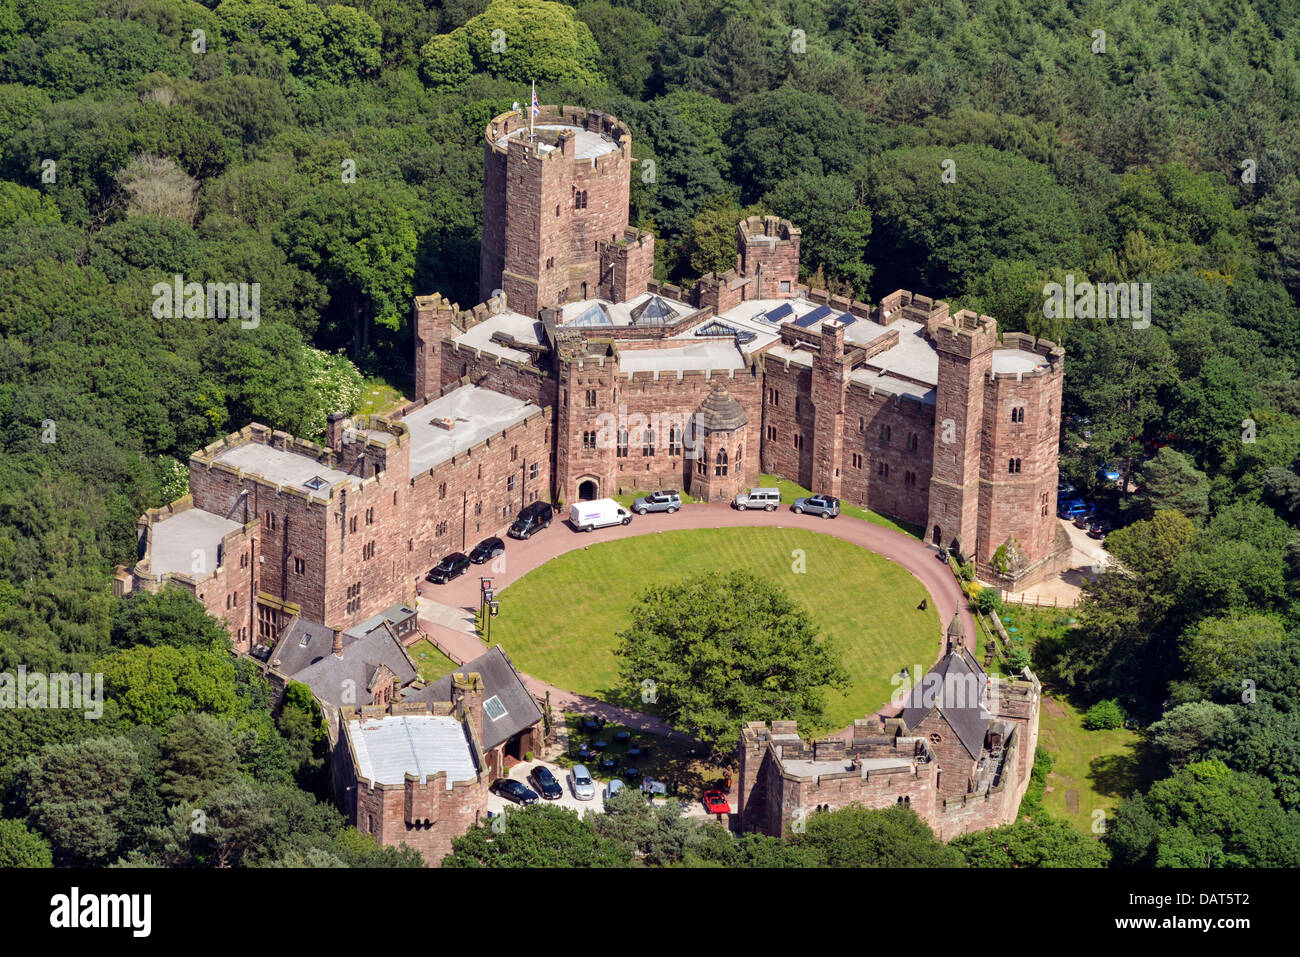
[1096,463,1121,482]
[491,778,539,805]
[1058,499,1090,520]
[569,764,596,801]
[528,766,563,800]
[570,498,633,532]
[1073,510,1095,529]
[604,778,626,805]
[733,487,781,511]
[1087,518,1113,539]
[508,501,553,540]
[702,790,731,815]
[468,536,505,565]
[633,490,681,514]
[426,552,470,584]
[792,494,839,518]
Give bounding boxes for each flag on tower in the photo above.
[531,82,539,117]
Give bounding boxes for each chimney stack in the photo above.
[332,627,344,658]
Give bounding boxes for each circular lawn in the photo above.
[489,527,941,731]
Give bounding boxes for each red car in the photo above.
[702,790,731,815]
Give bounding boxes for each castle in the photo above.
[738,621,1042,841]
[118,105,1062,855]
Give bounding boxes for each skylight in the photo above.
[483,695,508,721]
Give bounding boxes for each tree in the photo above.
[950,817,1110,868]
[725,88,869,203]
[1105,760,1300,868]
[1133,448,1209,520]
[1178,613,1286,688]
[24,736,140,864]
[0,818,53,867]
[593,788,699,865]
[158,713,240,804]
[1145,702,1235,770]
[442,804,632,867]
[764,173,873,297]
[110,588,232,651]
[114,153,199,224]
[792,804,964,868]
[615,571,849,751]
[98,645,241,728]
[215,0,383,89]
[421,0,604,89]
[0,180,59,230]
[1082,699,1125,730]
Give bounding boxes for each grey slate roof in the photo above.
[270,619,339,678]
[406,645,542,751]
[694,384,749,433]
[900,647,990,759]
[291,621,418,708]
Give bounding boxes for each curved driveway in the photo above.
[416,503,974,729]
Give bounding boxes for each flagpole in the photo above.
[530,81,535,139]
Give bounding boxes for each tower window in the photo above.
[1009,458,1022,473]
[1011,407,1025,423]
[715,448,728,477]
[617,430,628,458]
[642,430,655,456]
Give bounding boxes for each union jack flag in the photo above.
[531,84,540,117]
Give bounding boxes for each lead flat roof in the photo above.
[617,340,746,374]
[211,443,359,498]
[452,310,546,363]
[348,713,477,788]
[399,385,541,477]
[148,507,242,577]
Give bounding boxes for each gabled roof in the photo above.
[270,619,340,678]
[291,621,418,708]
[408,645,542,751]
[899,646,990,759]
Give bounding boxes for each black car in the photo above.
[426,552,470,584]
[528,766,563,800]
[491,778,539,805]
[1087,519,1113,539]
[469,536,505,564]
[508,501,553,540]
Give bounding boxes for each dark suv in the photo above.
[508,501,553,540]
[426,552,470,584]
[469,536,505,564]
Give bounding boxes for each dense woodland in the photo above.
[1,0,1300,866]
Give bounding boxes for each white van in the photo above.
[569,498,633,532]
[733,487,781,511]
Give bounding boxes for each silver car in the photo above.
[570,764,596,801]
[632,490,681,515]
[792,494,840,518]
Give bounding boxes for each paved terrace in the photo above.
[495,123,618,160]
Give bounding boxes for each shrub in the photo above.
[1082,699,1125,730]
[973,587,1001,615]
[1007,646,1031,671]
[525,751,534,762]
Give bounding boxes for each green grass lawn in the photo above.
[490,527,940,730]
[758,474,923,539]
[1037,693,1160,833]
[357,378,405,417]
[407,638,459,683]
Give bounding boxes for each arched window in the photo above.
[715,448,728,477]
[735,444,742,463]
[1011,407,1025,423]
[1009,458,1021,474]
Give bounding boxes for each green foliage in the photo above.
[215,0,383,90]
[951,817,1110,868]
[0,817,53,867]
[615,570,849,751]
[443,803,633,867]
[421,0,604,89]
[792,804,965,868]
[98,645,240,728]
[1082,699,1126,731]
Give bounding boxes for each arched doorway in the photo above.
[932,524,942,546]
[578,479,598,501]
